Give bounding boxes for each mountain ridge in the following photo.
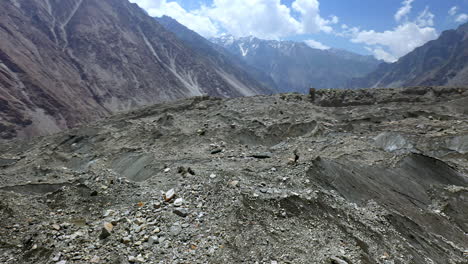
[0,0,273,140]
[155,15,279,93]
[211,34,382,92]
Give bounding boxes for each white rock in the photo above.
[164,189,175,202]
[174,198,184,207]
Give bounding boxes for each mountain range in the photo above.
[348,22,468,88]
[155,16,280,92]
[0,0,467,141]
[0,0,271,139]
[211,35,382,93]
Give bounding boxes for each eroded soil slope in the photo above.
[0,87,467,264]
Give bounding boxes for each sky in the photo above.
[129,0,468,62]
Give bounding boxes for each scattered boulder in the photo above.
[174,198,184,207]
[99,222,114,239]
[173,208,189,217]
[164,189,176,202]
[250,152,273,159]
[211,148,223,154]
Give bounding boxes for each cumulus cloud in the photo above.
[352,23,437,62]
[448,5,468,24]
[449,6,458,16]
[291,0,335,34]
[394,0,414,22]
[456,13,468,23]
[130,0,337,39]
[129,0,219,37]
[304,39,330,50]
[346,1,437,62]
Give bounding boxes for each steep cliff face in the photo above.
[0,0,273,139]
[348,22,468,89]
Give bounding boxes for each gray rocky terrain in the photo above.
[0,86,467,264]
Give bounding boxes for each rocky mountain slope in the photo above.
[155,16,279,92]
[0,86,467,263]
[348,22,468,88]
[211,35,381,92]
[0,0,272,140]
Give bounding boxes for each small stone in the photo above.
[99,222,114,239]
[228,180,239,187]
[57,261,67,264]
[152,227,161,234]
[250,152,272,159]
[103,210,115,217]
[128,256,137,263]
[173,208,189,217]
[330,257,349,264]
[51,224,61,231]
[174,198,184,207]
[209,173,217,179]
[153,201,161,209]
[170,224,182,236]
[148,236,159,245]
[164,168,171,173]
[52,254,61,261]
[90,256,100,263]
[134,218,145,225]
[187,167,195,175]
[164,189,176,202]
[121,236,131,244]
[211,148,222,154]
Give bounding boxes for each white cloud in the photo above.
[366,46,397,62]
[416,7,434,27]
[449,6,458,16]
[395,0,414,22]
[342,1,438,62]
[448,5,467,24]
[291,0,335,34]
[456,13,468,23]
[304,39,330,50]
[130,0,337,39]
[129,0,219,37]
[352,23,437,62]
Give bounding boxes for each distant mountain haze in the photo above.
[348,22,468,89]
[0,0,273,139]
[211,35,382,93]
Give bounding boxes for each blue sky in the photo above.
[130,0,468,61]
